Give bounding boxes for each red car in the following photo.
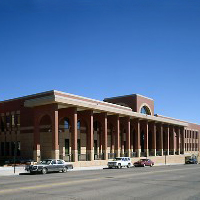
[134,159,154,167]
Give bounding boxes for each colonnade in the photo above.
[33,105,185,162]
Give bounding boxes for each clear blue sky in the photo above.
[0,0,200,124]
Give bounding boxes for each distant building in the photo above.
[0,90,199,166]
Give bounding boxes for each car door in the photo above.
[49,160,57,171]
[124,158,128,166]
[57,160,64,171]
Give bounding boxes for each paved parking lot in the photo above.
[0,164,200,200]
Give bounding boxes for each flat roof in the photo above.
[104,94,154,101]
[23,90,187,127]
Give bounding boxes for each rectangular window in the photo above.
[1,116,5,132]
[17,141,21,156]
[1,142,5,156]
[6,115,10,130]
[11,115,15,127]
[5,142,10,156]
[11,142,15,156]
[77,139,81,154]
[14,114,20,126]
[65,139,69,155]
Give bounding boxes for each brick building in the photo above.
[0,90,199,166]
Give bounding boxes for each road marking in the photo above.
[0,166,199,195]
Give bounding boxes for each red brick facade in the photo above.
[0,90,199,165]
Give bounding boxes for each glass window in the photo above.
[17,141,20,156]
[1,142,5,156]
[51,160,56,164]
[64,118,69,129]
[5,142,10,156]
[11,115,15,127]
[1,117,5,132]
[94,121,98,131]
[77,120,81,130]
[14,114,20,126]
[6,116,10,129]
[57,160,63,164]
[140,106,151,115]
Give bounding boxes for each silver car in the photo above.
[25,159,73,174]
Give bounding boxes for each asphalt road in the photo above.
[0,165,200,200]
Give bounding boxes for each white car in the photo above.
[107,157,132,169]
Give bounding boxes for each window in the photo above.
[64,118,69,129]
[1,116,5,132]
[14,114,20,126]
[77,139,81,154]
[140,106,151,115]
[1,142,5,156]
[77,120,81,130]
[57,160,63,164]
[5,142,10,156]
[51,160,56,164]
[11,142,15,156]
[6,116,10,129]
[11,115,15,127]
[17,141,21,156]
[94,121,98,131]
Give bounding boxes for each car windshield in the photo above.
[139,159,147,161]
[40,160,52,165]
[114,158,122,161]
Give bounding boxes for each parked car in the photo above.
[134,159,154,167]
[107,157,132,169]
[185,158,198,164]
[25,159,73,174]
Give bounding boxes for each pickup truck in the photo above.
[107,157,132,169]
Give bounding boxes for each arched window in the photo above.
[140,106,151,115]
[77,120,81,130]
[64,118,69,129]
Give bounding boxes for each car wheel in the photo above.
[150,163,153,167]
[143,164,145,167]
[127,163,131,168]
[62,167,68,173]
[42,168,47,174]
[118,164,121,169]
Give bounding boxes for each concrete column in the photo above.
[163,125,169,156]
[158,123,163,156]
[51,107,59,159]
[71,108,78,162]
[133,119,141,157]
[149,122,156,156]
[176,127,180,155]
[111,128,115,153]
[180,127,185,154]
[101,113,108,160]
[169,126,175,155]
[141,120,149,157]
[121,127,124,156]
[114,115,120,157]
[125,117,131,157]
[86,110,94,161]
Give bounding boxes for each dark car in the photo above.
[185,158,198,164]
[134,159,154,167]
[25,159,73,174]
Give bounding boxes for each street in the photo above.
[0,165,200,200]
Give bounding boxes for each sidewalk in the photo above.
[0,163,185,176]
[0,165,108,176]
